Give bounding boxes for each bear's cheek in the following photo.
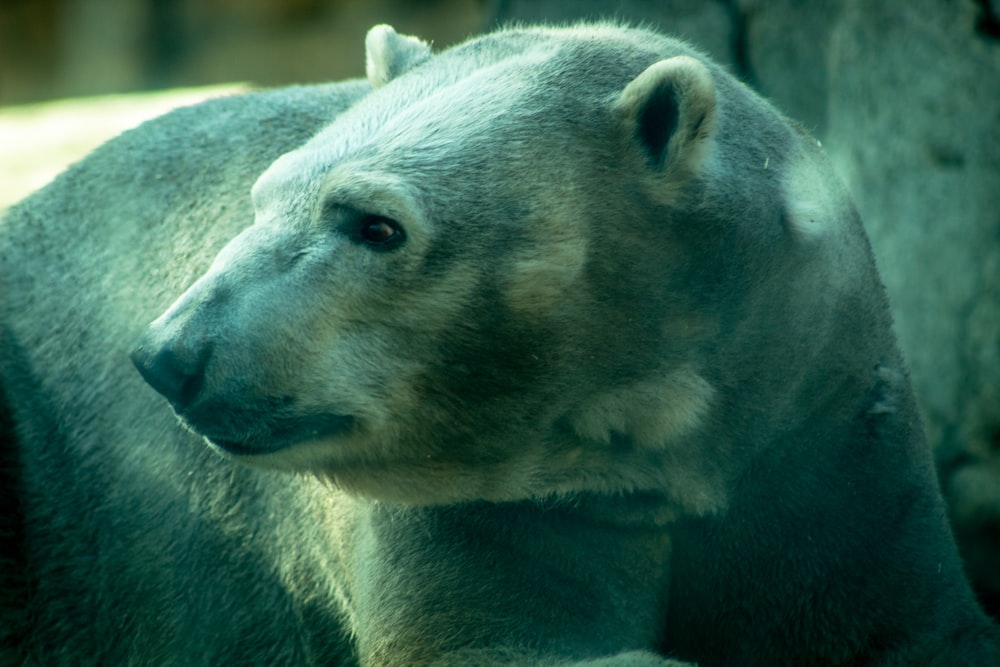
[192,264,488,457]
[181,318,419,450]
[502,229,588,315]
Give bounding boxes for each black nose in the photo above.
[130,337,212,410]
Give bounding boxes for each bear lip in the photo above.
[195,413,357,457]
[207,438,258,456]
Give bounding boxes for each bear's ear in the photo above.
[365,24,432,89]
[614,56,716,186]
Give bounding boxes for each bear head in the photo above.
[132,24,876,512]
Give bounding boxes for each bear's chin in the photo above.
[193,412,357,457]
[206,437,272,457]
[201,428,544,505]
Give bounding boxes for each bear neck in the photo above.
[349,494,676,665]
[662,360,990,664]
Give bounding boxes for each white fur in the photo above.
[365,24,432,89]
[781,149,843,238]
[567,365,714,448]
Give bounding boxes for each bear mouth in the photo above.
[193,412,357,457]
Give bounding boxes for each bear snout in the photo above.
[130,332,212,411]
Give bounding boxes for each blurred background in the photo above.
[1,0,998,618]
[0,0,493,208]
[0,0,491,106]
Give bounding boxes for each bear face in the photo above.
[132,24,871,510]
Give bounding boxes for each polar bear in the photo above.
[3,22,999,666]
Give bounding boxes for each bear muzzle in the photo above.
[130,333,212,412]
[131,325,358,458]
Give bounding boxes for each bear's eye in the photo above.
[358,215,405,249]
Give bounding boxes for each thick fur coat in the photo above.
[2,23,998,666]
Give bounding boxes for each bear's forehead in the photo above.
[336,54,583,155]
[253,27,689,211]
